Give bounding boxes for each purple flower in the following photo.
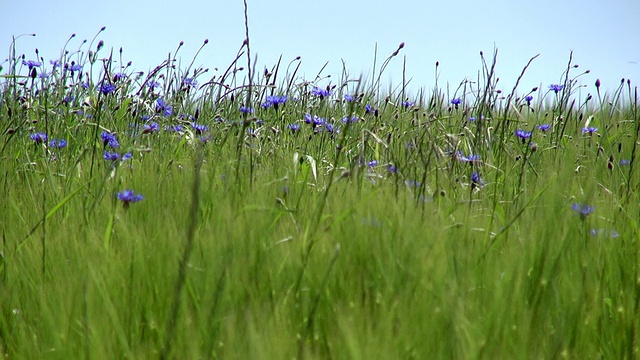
[324,123,336,133]
[239,106,254,114]
[341,115,359,123]
[287,123,300,133]
[262,95,287,109]
[69,64,82,72]
[471,172,485,188]
[388,165,397,173]
[190,122,209,134]
[537,123,551,132]
[104,151,120,161]
[582,127,598,135]
[401,101,414,108]
[572,203,595,219]
[312,87,332,98]
[104,151,132,163]
[113,72,127,81]
[48,139,67,148]
[30,132,48,144]
[22,60,42,69]
[344,94,356,102]
[524,95,534,104]
[183,77,198,88]
[451,98,462,106]
[49,59,61,68]
[619,159,630,166]
[515,129,532,141]
[143,122,159,134]
[117,189,144,208]
[156,98,172,117]
[101,132,120,148]
[98,83,116,95]
[549,84,564,94]
[367,160,378,167]
[165,124,184,133]
[459,153,481,163]
[147,80,160,90]
[365,104,373,114]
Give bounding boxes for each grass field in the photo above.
[1,28,639,359]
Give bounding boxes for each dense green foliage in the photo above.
[1,33,639,359]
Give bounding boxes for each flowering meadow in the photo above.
[1,30,639,359]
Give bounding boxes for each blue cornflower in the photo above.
[143,122,159,134]
[515,129,532,141]
[582,127,598,135]
[367,160,378,167]
[239,106,254,114]
[525,95,534,104]
[537,123,551,132]
[104,151,120,161]
[30,132,48,144]
[156,98,172,117]
[324,123,336,133]
[69,64,82,72]
[344,94,356,102]
[22,60,42,69]
[365,104,373,114]
[619,159,630,166]
[165,124,184,133]
[451,98,462,107]
[341,115,359,123]
[98,83,116,94]
[388,165,397,173]
[147,80,160,90]
[48,139,67,148]
[101,132,120,148]
[117,189,144,208]
[312,87,332,98]
[269,95,287,104]
[104,151,132,163]
[183,77,198,88]
[82,81,90,89]
[471,172,485,188]
[190,122,209,134]
[549,84,564,94]
[49,59,61,68]
[38,72,50,79]
[113,72,127,81]
[287,123,301,133]
[262,95,287,109]
[459,153,481,163]
[572,203,595,219]
[401,100,414,108]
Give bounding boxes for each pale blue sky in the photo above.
[2,0,639,96]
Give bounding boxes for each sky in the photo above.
[2,0,639,98]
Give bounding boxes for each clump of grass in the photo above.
[1,21,639,359]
